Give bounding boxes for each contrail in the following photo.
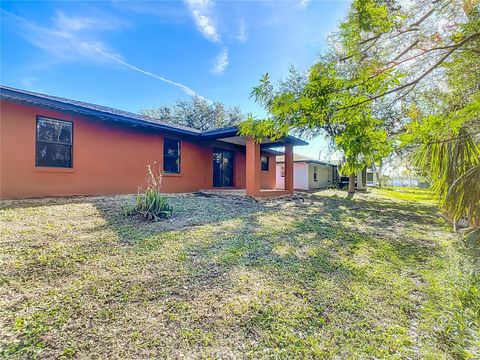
[97,49,211,102]
[2,9,210,102]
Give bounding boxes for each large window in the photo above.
[261,155,269,171]
[36,116,73,168]
[163,138,181,173]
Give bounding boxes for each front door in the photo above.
[213,149,234,187]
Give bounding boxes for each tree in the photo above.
[141,96,243,131]
[240,1,396,194]
[401,11,480,229]
[241,0,480,221]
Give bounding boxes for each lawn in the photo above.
[1,189,478,359]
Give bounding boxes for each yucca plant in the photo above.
[123,162,173,221]
[134,187,173,221]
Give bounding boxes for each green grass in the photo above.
[371,186,434,202]
[1,190,478,358]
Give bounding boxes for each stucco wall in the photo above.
[277,162,334,190]
[308,163,330,189]
[276,162,308,190]
[260,154,276,190]
[0,101,262,199]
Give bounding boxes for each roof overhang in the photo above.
[1,85,309,146]
[0,86,200,137]
[202,128,308,147]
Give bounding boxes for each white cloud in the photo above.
[185,0,220,43]
[235,18,247,42]
[55,11,125,32]
[211,48,229,75]
[299,0,311,9]
[2,9,207,100]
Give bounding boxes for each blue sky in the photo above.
[1,0,350,159]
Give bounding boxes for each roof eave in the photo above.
[1,89,200,136]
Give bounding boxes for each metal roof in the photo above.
[0,85,308,146]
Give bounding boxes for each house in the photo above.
[0,86,307,199]
[276,154,338,191]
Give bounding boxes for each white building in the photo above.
[276,154,338,191]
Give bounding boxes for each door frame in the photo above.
[212,148,235,187]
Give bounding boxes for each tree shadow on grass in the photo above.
[1,190,449,358]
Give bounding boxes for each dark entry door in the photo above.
[213,149,234,187]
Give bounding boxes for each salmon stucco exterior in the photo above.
[0,86,307,199]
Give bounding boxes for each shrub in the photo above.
[122,162,173,221]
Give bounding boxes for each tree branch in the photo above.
[336,32,480,111]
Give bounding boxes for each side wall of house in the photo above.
[308,163,330,190]
[276,162,309,190]
[0,101,251,199]
[260,154,276,189]
[294,162,309,190]
[276,163,284,189]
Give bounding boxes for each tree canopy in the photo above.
[240,0,479,220]
[141,97,243,131]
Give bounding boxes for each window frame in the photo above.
[313,166,318,182]
[261,155,269,172]
[35,115,74,168]
[163,138,181,174]
[367,172,374,182]
[281,165,285,177]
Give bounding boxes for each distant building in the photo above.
[392,178,418,187]
[276,154,338,190]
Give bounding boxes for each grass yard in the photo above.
[1,188,478,359]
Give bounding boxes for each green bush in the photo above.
[123,162,173,221]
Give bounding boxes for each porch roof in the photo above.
[202,126,308,147]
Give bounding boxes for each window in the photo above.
[367,172,374,182]
[36,116,73,168]
[313,166,318,182]
[163,138,181,173]
[281,165,285,177]
[261,155,269,171]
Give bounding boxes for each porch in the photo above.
[198,188,293,197]
[201,128,307,198]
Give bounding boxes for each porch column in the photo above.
[246,137,261,196]
[284,143,294,191]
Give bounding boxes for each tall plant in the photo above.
[123,162,173,222]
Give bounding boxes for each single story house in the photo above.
[276,154,338,191]
[0,86,307,199]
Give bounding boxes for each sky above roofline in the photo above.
[1,0,351,160]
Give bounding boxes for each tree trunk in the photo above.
[348,174,356,193]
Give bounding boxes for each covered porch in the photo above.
[200,128,307,197]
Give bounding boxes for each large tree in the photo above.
[240,0,479,209]
[402,11,480,230]
[141,96,243,131]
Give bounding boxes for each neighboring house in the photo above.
[0,86,307,199]
[276,154,338,191]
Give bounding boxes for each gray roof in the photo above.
[1,85,308,146]
[0,85,200,135]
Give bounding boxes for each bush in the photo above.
[122,162,173,221]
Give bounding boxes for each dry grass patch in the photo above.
[1,189,478,358]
